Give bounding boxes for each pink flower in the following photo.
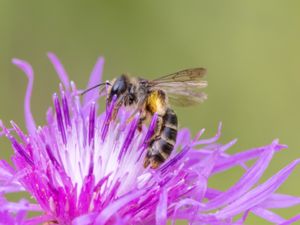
[0,53,299,224]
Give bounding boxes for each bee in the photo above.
[81,68,207,169]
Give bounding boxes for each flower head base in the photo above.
[0,54,300,225]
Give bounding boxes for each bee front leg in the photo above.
[110,99,123,121]
[111,107,119,121]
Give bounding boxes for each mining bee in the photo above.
[81,68,207,169]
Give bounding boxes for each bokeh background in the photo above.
[0,1,300,224]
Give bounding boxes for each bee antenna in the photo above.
[80,82,110,96]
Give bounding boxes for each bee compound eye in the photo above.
[109,76,127,100]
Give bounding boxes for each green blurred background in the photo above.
[0,1,300,224]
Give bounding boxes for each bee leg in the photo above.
[126,114,135,124]
[111,106,119,121]
[137,110,147,132]
[110,98,124,121]
[146,116,163,144]
[143,150,152,168]
[150,158,161,169]
[145,151,163,169]
[143,155,151,168]
[126,107,142,124]
[143,154,161,169]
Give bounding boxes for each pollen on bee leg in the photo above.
[126,114,136,126]
[143,156,150,168]
[150,159,161,169]
[111,107,119,121]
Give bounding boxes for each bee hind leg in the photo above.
[143,153,161,169]
[138,112,147,132]
[146,116,163,144]
[143,155,151,168]
[150,159,161,169]
[149,154,164,169]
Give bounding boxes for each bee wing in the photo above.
[152,68,206,83]
[166,88,207,107]
[149,68,208,107]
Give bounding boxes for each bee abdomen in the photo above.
[164,108,178,128]
[152,138,174,159]
[146,108,178,169]
[161,126,177,144]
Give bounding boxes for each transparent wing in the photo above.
[149,68,208,107]
[167,88,207,107]
[152,68,206,83]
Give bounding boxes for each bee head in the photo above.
[107,74,128,103]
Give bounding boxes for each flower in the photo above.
[0,53,300,225]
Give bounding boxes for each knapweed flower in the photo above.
[0,53,300,225]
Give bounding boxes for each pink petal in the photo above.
[171,199,205,225]
[216,159,300,219]
[47,52,70,90]
[259,193,300,209]
[72,212,97,225]
[156,188,168,225]
[279,214,300,225]
[83,57,105,106]
[192,123,222,146]
[23,214,55,225]
[205,147,275,211]
[0,196,42,214]
[212,140,286,174]
[94,190,144,224]
[251,207,286,224]
[12,59,36,135]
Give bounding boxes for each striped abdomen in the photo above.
[145,108,178,169]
